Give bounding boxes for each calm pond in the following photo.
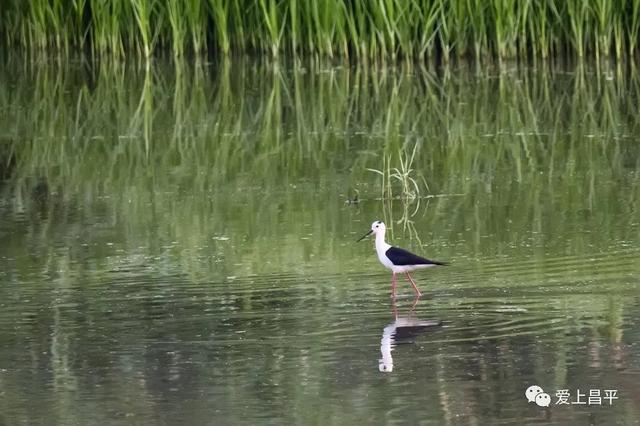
[1,59,639,425]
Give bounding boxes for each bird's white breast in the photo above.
[375,238,394,270]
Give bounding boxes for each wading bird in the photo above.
[357,220,447,298]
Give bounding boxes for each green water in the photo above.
[1,59,639,425]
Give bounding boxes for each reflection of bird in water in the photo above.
[379,297,442,373]
[357,221,448,298]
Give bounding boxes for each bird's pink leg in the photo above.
[405,272,422,297]
[390,273,397,299]
[391,296,398,319]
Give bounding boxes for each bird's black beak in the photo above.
[356,229,373,242]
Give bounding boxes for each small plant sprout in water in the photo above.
[366,143,429,202]
[366,143,431,243]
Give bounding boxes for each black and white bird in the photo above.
[357,220,448,297]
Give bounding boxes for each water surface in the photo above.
[1,60,639,425]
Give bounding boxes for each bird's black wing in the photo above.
[385,246,448,266]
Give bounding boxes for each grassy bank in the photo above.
[2,0,640,61]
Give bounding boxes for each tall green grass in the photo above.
[2,0,640,61]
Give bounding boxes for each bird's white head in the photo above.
[371,220,386,234]
[356,220,386,242]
